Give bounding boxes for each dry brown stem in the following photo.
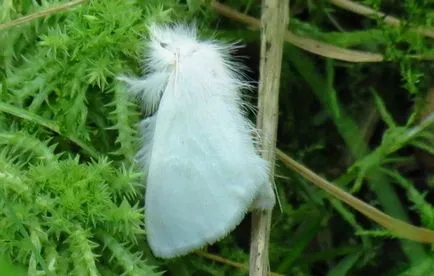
[196,251,284,276]
[249,1,288,275]
[276,149,434,244]
[329,0,434,38]
[0,0,88,31]
[210,0,384,62]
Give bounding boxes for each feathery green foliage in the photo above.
[0,0,169,274]
[1,0,434,275]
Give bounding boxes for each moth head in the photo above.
[146,24,200,71]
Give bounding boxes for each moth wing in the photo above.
[251,180,276,210]
[118,73,168,113]
[145,155,266,258]
[145,105,268,258]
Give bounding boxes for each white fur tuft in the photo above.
[119,24,275,258]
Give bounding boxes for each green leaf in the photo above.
[327,252,361,276]
[0,255,26,276]
[276,208,322,273]
[186,0,202,12]
[372,89,397,128]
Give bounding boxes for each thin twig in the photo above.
[196,251,284,276]
[276,149,434,244]
[2,0,431,62]
[249,1,288,276]
[210,1,434,62]
[198,147,434,274]
[210,0,383,63]
[0,0,88,31]
[283,31,383,62]
[329,0,434,38]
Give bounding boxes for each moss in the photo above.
[1,0,434,275]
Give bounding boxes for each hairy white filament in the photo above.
[119,24,275,258]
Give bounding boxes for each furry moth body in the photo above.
[119,24,275,258]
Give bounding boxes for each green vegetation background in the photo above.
[1,0,434,275]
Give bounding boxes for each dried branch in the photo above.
[210,0,383,63]
[276,149,434,244]
[0,0,88,31]
[249,1,288,276]
[196,251,284,276]
[3,1,432,61]
[329,0,434,38]
[210,1,434,62]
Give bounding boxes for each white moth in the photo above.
[119,24,275,258]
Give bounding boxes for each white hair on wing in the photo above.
[119,23,276,258]
[192,36,263,141]
[120,22,268,172]
[135,113,156,174]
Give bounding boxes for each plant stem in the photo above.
[196,251,284,276]
[285,46,427,263]
[209,1,382,62]
[249,1,289,275]
[276,149,434,244]
[209,1,434,62]
[0,0,88,31]
[329,0,434,38]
